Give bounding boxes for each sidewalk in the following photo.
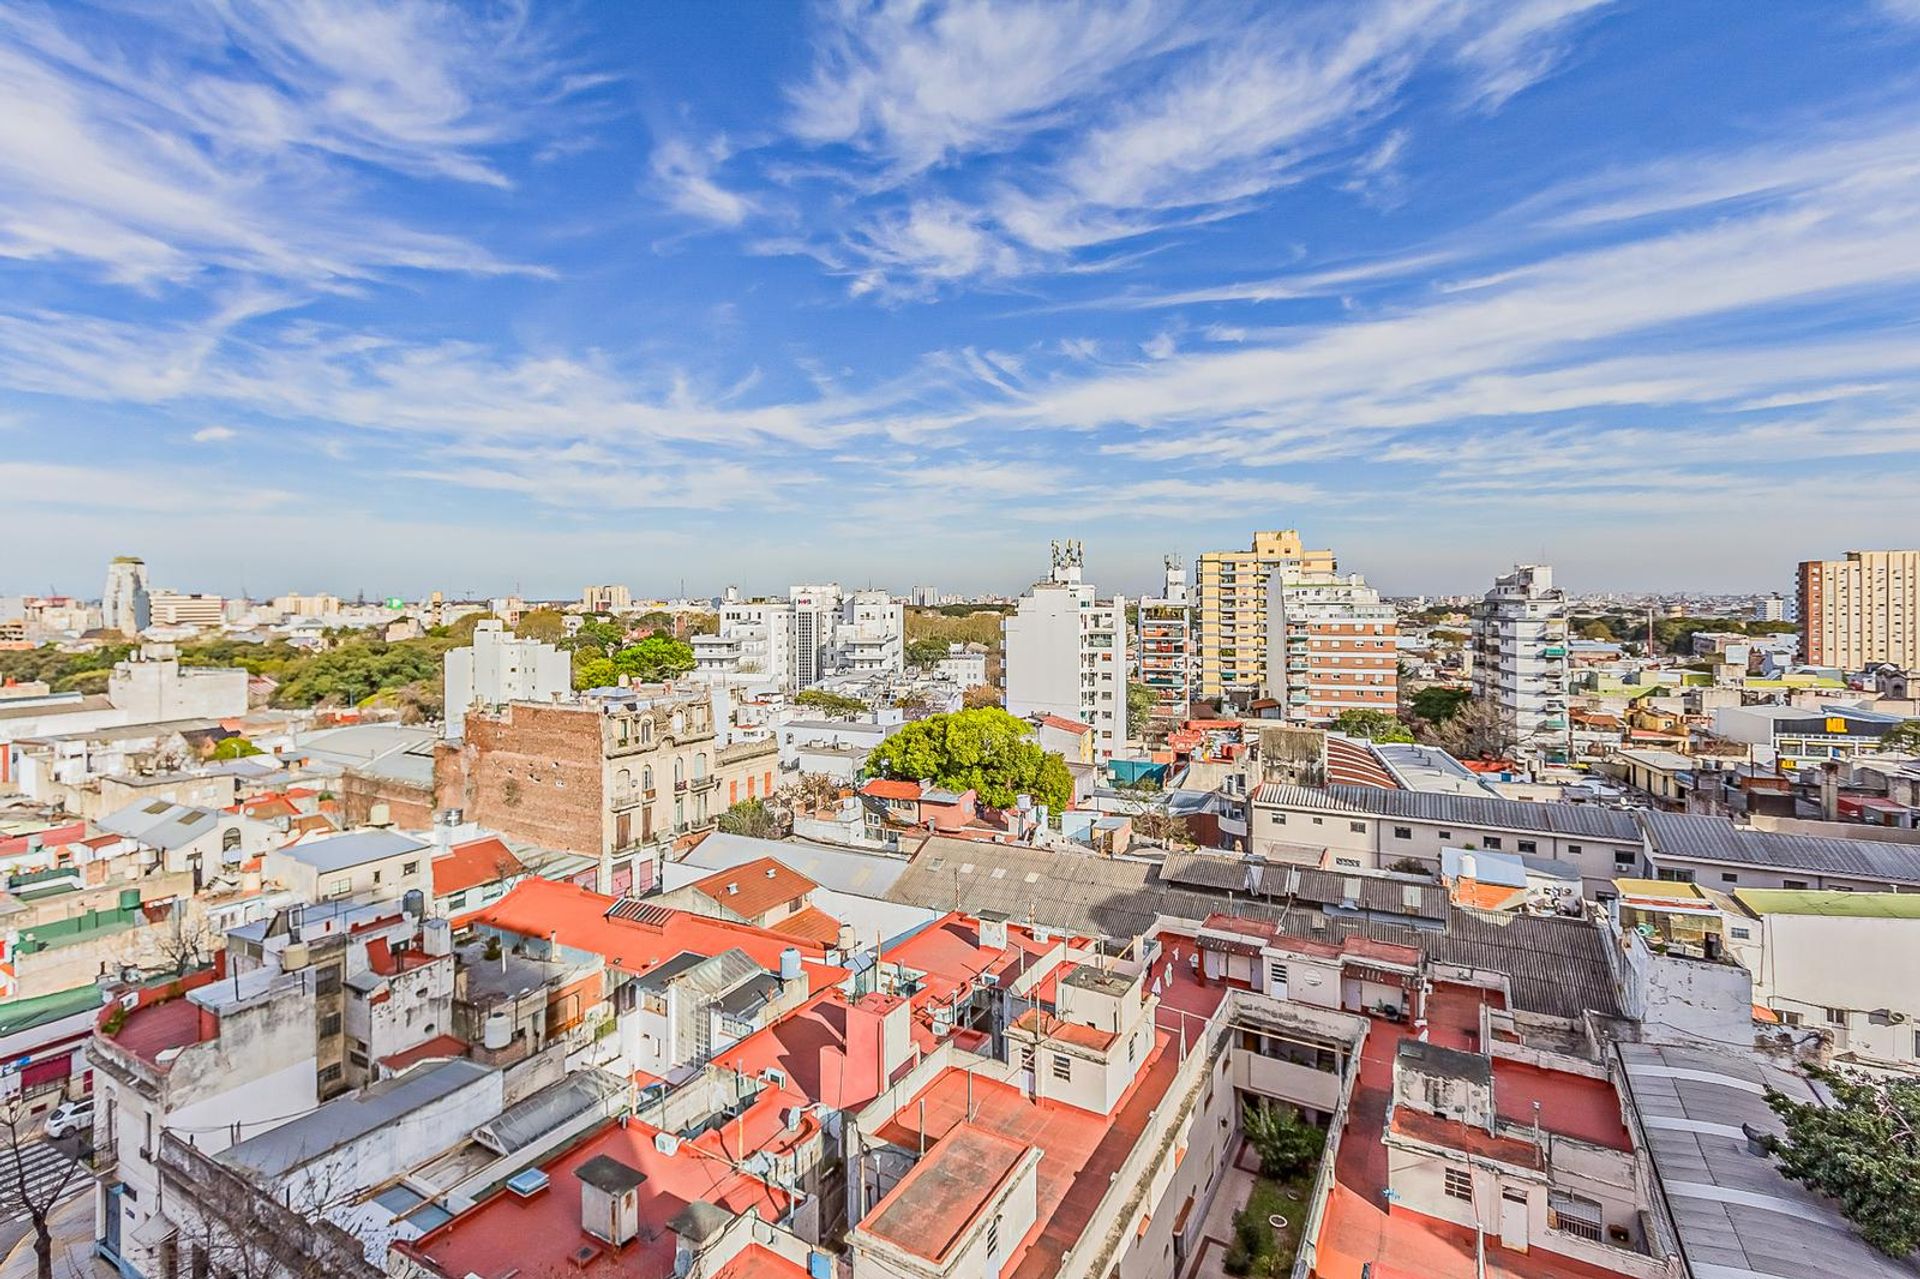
[0,1195,114,1279]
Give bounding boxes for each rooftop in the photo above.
[1734,887,1920,919]
[1618,1041,1920,1279]
[688,856,820,919]
[276,828,426,873]
[1252,782,1643,842]
[861,1123,1031,1263]
[1643,809,1920,883]
[431,835,526,899]
[402,1115,789,1279]
[220,1059,495,1180]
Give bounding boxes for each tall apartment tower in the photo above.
[443,619,573,738]
[581,584,632,613]
[102,555,151,635]
[1471,565,1571,761]
[1137,556,1193,713]
[1194,530,1337,701]
[1003,541,1128,761]
[1798,550,1920,671]
[1262,568,1398,723]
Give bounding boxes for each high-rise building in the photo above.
[146,591,225,629]
[910,585,939,607]
[1798,550,1920,671]
[695,585,902,690]
[102,556,151,635]
[1003,540,1127,761]
[1753,593,1791,624]
[582,584,632,613]
[1262,567,1398,723]
[1194,530,1337,701]
[1471,564,1571,760]
[443,619,573,739]
[1136,555,1193,714]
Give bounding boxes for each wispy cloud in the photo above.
[649,134,755,226]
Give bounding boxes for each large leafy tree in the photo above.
[514,608,566,643]
[1408,685,1471,724]
[1764,1066,1920,1257]
[1330,708,1414,743]
[1126,681,1156,738]
[1243,1099,1322,1179]
[1879,719,1920,755]
[614,636,696,681]
[864,707,1072,812]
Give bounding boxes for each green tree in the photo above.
[795,688,870,717]
[1330,708,1414,743]
[1429,628,1469,646]
[1409,685,1471,724]
[635,609,676,634]
[574,655,618,690]
[1879,720,1920,754]
[962,684,1002,709]
[211,737,262,760]
[864,707,1072,812]
[515,609,566,643]
[905,636,954,668]
[611,636,696,682]
[1126,682,1156,739]
[717,799,783,839]
[568,619,628,656]
[1243,1100,1322,1179]
[1764,1066,1920,1257]
[1577,618,1617,641]
[443,613,500,644]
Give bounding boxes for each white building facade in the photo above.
[443,619,572,738]
[1472,564,1572,761]
[1002,542,1127,762]
[697,588,903,691]
[103,556,151,634]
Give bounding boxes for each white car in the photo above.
[42,1097,93,1140]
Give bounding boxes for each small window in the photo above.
[1349,821,1366,834]
[1268,962,1289,988]
[1393,826,1412,840]
[1517,840,1537,854]
[318,1064,343,1086]
[1311,816,1323,825]
[319,1013,341,1037]
[986,1215,1001,1257]
[1721,873,1738,884]
[1729,926,1751,939]
[1567,844,1583,856]
[1615,850,1637,867]
[1783,880,1809,890]
[1052,1054,1072,1082]
[1272,813,1286,825]
[1825,1007,1848,1027]
[1482,836,1502,850]
[1444,1167,1472,1201]
[1438,830,1451,840]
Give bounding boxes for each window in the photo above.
[1393,826,1412,840]
[986,1215,1001,1257]
[1311,816,1324,825]
[1721,873,1739,883]
[328,877,351,897]
[1052,1054,1072,1082]
[1482,836,1502,850]
[1268,961,1289,989]
[1783,880,1809,890]
[1615,849,1638,868]
[1444,1167,1473,1201]
[314,967,341,996]
[318,1064,343,1086]
[319,1013,341,1037]
[1272,813,1286,825]
[1825,1007,1848,1027]
[1437,830,1451,841]
[1729,925,1751,939]
[1913,1029,1920,1058]
[1567,844,1583,856]
[1128,1035,1137,1062]
[1349,821,1366,834]
[1517,840,1537,854]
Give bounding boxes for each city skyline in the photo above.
[7,3,1920,594]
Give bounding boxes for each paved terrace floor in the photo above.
[1313,984,1632,1279]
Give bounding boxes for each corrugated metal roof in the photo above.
[278,829,426,873]
[885,838,1613,1021]
[1252,783,1644,841]
[218,1059,496,1180]
[1643,810,1920,883]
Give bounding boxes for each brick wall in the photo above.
[436,703,607,857]
[339,769,436,830]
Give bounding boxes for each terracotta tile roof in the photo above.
[771,905,843,946]
[689,856,819,919]
[860,778,922,802]
[378,1033,468,1072]
[1036,714,1093,735]
[432,835,527,898]
[463,878,845,986]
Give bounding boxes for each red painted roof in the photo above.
[863,1123,1031,1262]
[432,836,527,898]
[711,1246,810,1279]
[689,856,819,919]
[771,905,843,946]
[402,1116,791,1279]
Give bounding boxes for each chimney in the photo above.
[1819,762,1840,823]
[977,912,1009,952]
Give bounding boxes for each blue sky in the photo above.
[5,0,1920,600]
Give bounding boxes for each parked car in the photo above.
[42,1097,93,1140]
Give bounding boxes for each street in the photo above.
[0,1136,91,1259]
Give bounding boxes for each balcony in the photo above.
[689,774,719,793]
